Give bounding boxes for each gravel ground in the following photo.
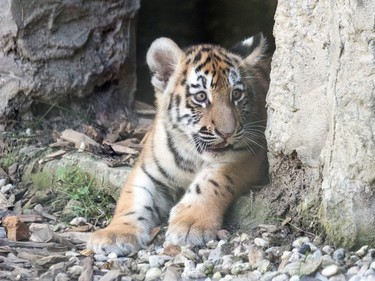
[85,226,375,281]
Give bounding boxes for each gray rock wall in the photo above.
[0,0,139,127]
[267,0,375,247]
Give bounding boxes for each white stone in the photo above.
[289,276,300,281]
[254,237,269,247]
[272,273,289,281]
[145,267,162,281]
[322,264,340,277]
[149,255,168,268]
[1,183,14,194]
[355,245,368,257]
[0,178,7,188]
[292,237,310,248]
[108,252,117,259]
[69,217,87,226]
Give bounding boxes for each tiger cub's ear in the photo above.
[147,38,184,92]
[230,33,268,66]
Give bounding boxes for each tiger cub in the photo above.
[88,34,271,256]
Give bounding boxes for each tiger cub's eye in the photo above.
[194,91,208,103]
[232,89,244,102]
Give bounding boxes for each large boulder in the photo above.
[0,0,140,128]
[265,0,375,248]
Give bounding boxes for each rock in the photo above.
[29,223,54,242]
[298,244,312,255]
[99,270,122,281]
[108,252,118,259]
[0,227,6,239]
[230,261,250,275]
[267,0,375,249]
[1,183,14,194]
[260,271,279,280]
[0,0,140,125]
[272,273,289,281]
[255,259,271,273]
[333,249,346,262]
[254,238,270,247]
[292,237,310,249]
[67,265,83,279]
[322,246,335,255]
[0,179,7,188]
[248,246,265,267]
[70,217,87,226]
[55,273,70,281]
[328,273,346,281]
[148,255,168,268]
[322,264,340,277]
[163,266,180,281]
[355,245,368,257]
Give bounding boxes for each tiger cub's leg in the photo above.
[87,165,172,256]
[166,166,241,246]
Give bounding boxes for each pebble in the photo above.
[1,183,14,194]
[145,267,162,281]
[254,237,269,247]
[0,178,6,188]
[322,264,340,277]
[108,252,118,259]
[333,248,346,262]
[0,227,6,239]
[292,236,310,248]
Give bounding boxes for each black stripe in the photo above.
[225,175,234,185]
[195,184,201,194]
[141,165,165,188]
[225,185,235,196]
[138,217,146,221]
[209,179,219,188]
[193,52,202,63]
[195,55,212,73]
[124,211,135,216]
[165,129,195,173]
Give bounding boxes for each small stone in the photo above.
[333,248,346,262]
[315,272,329,281]
[149,255,168,268]
[69,217,87,226]
[346,265,360,277]
[313,235,324,246]
[212,271,223,279]
[254,259,271,273]
[281,251,292,260]
[208,245,223,262]
[322,245,335,255]
[292,237,310,248]
[180,246,198,260]
[371,261,375,270]
[328,273,346,281]
[272,273,289,281]
[172,253,189,266]
[348,276,360,281]
[0,227,6,239]
[66,265,83,278]
[163,266,180,281]
[94,254,108,262]
[289,252,304,262]
[299,243,312,255]
[55,273,70,281]
[355,245,368,257]
[0,178,7,188]
[260,271,279,280]
[108,252,118,259]
[207,240,219,249]
[230,261,250,275]
[29,223,54,242]
[145,267,162,281]
[322,264,340,277]
[1,183,14,194]
[248,245,264,267]
[254,237,269,247]
[289,276,300,281]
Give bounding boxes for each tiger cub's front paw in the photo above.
[166,203,220,246]
[87,222,149,256]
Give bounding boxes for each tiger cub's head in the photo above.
[146,34,270,157]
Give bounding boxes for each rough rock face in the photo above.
[0,0,140,128]
[266,0,375,247]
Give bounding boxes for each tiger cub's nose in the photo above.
[214,128,235,140]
